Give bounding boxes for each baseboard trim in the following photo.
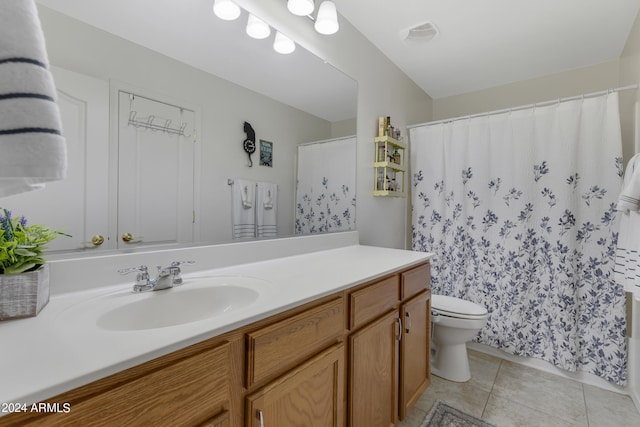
[466,342,628,396]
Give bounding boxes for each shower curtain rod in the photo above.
[297,134,356,147]
[407,83,639,129]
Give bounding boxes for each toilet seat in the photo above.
[432,295,488,320]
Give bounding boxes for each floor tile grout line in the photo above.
[582,383,591,427]
[481,358,502,420]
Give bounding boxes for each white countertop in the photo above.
[0,243,431,408]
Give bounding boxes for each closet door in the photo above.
[116,92,195,248]
[0,66,111,251]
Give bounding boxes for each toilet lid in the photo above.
[432,294,488,317]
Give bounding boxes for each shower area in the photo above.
[409,89,640,397]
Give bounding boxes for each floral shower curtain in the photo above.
[295,136,356,234]
[410,93,627,385]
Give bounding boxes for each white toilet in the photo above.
[431,294,489,382]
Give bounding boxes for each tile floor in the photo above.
[399,350,640,427]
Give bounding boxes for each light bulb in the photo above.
[213,0,241,21]
[246,14,271,39]
[314,1,339,35]
[287,0,314,16]
[273,31,295,54]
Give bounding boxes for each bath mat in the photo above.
[420,400,496,427]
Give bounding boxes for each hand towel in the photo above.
[617,154,640,212]
[232,179,256,238]
[0,0,67,197]
[614,210,640,291]
[256,182,277,238]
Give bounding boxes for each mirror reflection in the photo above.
[1,0,357,254]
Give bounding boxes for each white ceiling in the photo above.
[36,0,640,115]
[334,0,640,98]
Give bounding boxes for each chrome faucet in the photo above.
[118,261,195,293]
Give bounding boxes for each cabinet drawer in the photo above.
[28,341,231,426]
[348,275,399,330]
[246,297,344,387]
[401,262,430,300]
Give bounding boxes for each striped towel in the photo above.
[614,211,640,290]
[615,154,640,290]
[617,154,640,212]
[0,0,66,196]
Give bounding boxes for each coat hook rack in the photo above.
[128,111,191,137]
[127,92,192,137]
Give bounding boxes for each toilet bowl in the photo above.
[431,294,488,382]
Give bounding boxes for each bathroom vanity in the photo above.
[0,232,432,426]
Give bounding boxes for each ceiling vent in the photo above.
[400,21,439,43]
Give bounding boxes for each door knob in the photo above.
[121,233,143,243]
[91,234,105,246]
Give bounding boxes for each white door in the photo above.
[0,67,111,252]
[116,92,195,248]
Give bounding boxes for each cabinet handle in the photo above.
[405,311,412,333]
[396,317,403,341]
[257,409,264,427]
[203,410,229,426]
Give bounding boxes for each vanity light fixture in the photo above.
[314,1,339,35]
[246,14,271,39]
[287,0,314,16]
[213,0,241,21]
[285,0,339,35]
[211,2,297,55]
[273,31,296,54]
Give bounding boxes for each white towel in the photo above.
[232,179,256,238]
[615,210,640,291]
[0,0,67,197]
[615,154,640,291]
[256,182,277,238]
[617,154,640,212]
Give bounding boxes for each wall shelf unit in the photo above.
[374,135,406,197]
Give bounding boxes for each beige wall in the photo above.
[432,61,620,121]
[432,53,639,162]
[620,10,640,161]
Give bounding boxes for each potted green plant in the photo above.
[0,209,69,320]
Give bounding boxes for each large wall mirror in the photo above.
[1,0,357,255]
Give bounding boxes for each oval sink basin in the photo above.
[96,285,259,331]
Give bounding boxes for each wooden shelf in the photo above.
[374,135,407,150]
[374,134,406,197]
[374,161,405,171]
[373,190,406,197]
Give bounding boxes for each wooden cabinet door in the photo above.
[246,344,345,427]
[399,291,431,420]
[348,310,399,427]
